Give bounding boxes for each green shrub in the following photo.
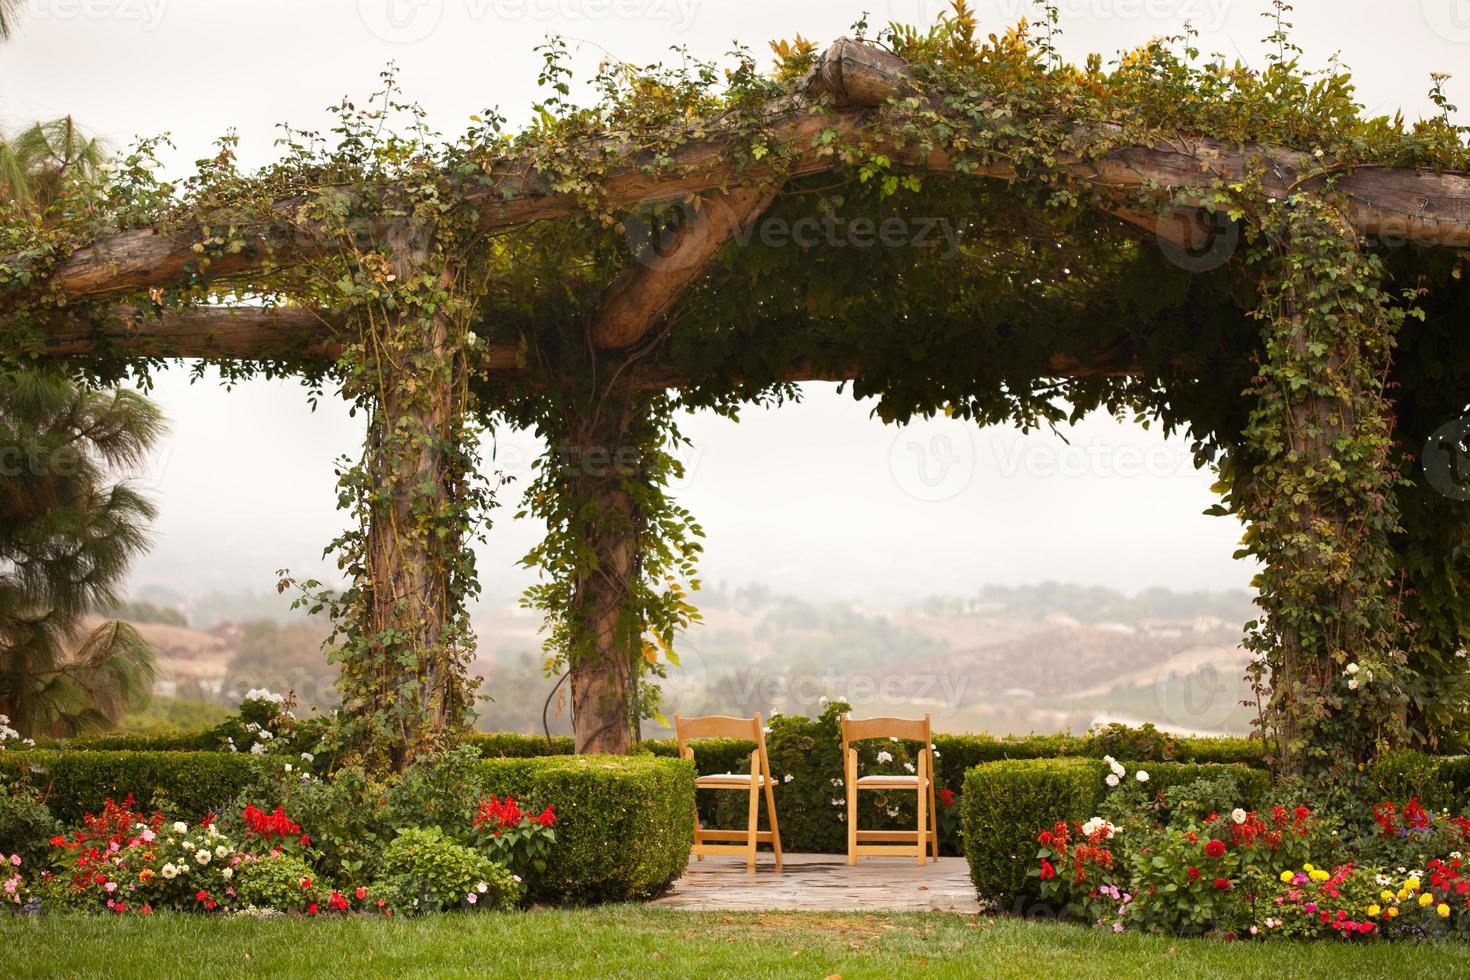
[479,755,693,904]
[0,782,61,869]
[468,732,575,757]
[1373,748,1455,811]
[233,852,318,912]
[0,751,261,824]
[961,758,1270,909]
[372,827,518,914]
[962,758,1106,909]
[50,730,221,752]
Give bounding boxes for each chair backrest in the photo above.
[840,714,932,759]
[674,713,767,764]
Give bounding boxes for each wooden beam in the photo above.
[10,39,1470,316]
[590,184,778,350]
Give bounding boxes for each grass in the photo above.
[5,908,1468,979]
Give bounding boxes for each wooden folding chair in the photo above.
[841,713,939,866]
[674,713,783,870]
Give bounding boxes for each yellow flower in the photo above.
[1309,869,1330,882]
[1398,889,1411,902]
[1439,903,1452,919]
[1303,863,1315,873]
[1367,904,1381,917]
[1381,890,1395,902]
[1407,878,1422,892]
[1387,907,1400,919]
[1280,870,1295,883]
[1419,892,1434,907]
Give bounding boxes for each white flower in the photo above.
[903,762,915,774]
[1135,770,1150,783]
[876,751,894,764]
[258,730,273,742]
[1348,679,1359,691]
[1103,755,1115,765]
[161,864,177,879]
[783,774,794,783]
[887,807,900,818]
[762,727,771,734]
[818,696,829,704]
[1105,774,1121,788]
[476,882,488,894]
[1109,760,1125,778]
[300,752,314,764]
[173,822,188,834]
[830,798,843,807]
[284,764,293,773]
[183,841,193,850]
[1231,808,1248,825]
[215,845,229,859]
[1345,662,1359,675]
[888,736,898,743]
[222,867,233,881]
[932,751,940,758]
[195,850,211,865]
[250,743,267,756]
[830,777,843,787]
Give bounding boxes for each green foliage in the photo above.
[233,852,318,912]
[0,750,261,823]
[372,826,517,914]
[468,732,576,758]
[479,755,693,904]
[963,758,1106,908]
[0,781,59,869]
[1373,748,1455,812]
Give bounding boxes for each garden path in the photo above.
[650,853,982,913]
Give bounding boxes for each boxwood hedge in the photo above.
[479,755,694,904]
[0,750,262,824]
[961,758,1271,908]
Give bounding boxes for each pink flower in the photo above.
[1304,902,1316,913]
[467,893,478,905]
[1112,922,1123,933]
[8,855,19,867]
[105,882,118,893]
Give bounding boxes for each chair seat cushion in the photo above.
[856,774,921,788]
[695,773,768,787]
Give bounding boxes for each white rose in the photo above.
[784,774,794,783]
[1135,771,1150,783]
[173,822,188,834]
[1348,679,1359,690]
[222,867,233,880]
[1231,808,1248,825]
[876,751,893,764]
[1105,774,1120,788]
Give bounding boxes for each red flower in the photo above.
[938,788,956,808]
[1204,840,1227,858]
[48,836,66,847]
[1187,867,1201,881]
[1037,831,1054,846]
[206,900,217,910]
[243,804,303,840]
[1039,858,1056,880]
[141,904,152,916]
[195,890,208,902]
[300,877,312,890]
[1213,878,1231,891]
[1203,812,1218,823]
[355,887,367,901]
[329,891,349,912]
[536,806,557,828]
[307,903,319,916]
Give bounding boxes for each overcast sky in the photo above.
[2,1,1464,607]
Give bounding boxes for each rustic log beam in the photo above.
[589,184,778,350]
[12,40,1470,316]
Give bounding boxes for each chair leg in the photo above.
[691,797,704,861]
[915,755,928,866]
[745,752,761,870]
[762,753,783,870]
[846,748,858,865]
[927,768,940,863]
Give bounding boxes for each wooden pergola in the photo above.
[6,39,1470,761]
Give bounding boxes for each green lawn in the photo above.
[3,907,1465,979]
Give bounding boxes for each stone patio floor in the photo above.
[649,853,982,913]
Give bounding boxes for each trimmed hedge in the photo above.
[480,755,694,904]
[961,758,1270,908]
[1371,749,1470,811]
[0,750,262,824]
[468,732,576,758]
[50,730,222,752]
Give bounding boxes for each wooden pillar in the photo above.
[337,230,476,768]
[559,386,649,755]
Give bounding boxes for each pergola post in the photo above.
[556,385,654,755]
[334,229,478,768]
[1243,201,1403,773]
